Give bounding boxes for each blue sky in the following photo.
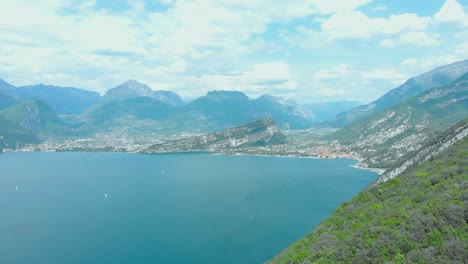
[0,0,467,103]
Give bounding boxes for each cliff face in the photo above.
[0,99,63,134]
[372,118,468,186]
[329,74,468,168]
[142,118,285,153]
[269,122,468,264]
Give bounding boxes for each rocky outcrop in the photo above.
[371,118,468,186]
[142,118,285,153]
[330,73,468,168]
[322,60,468,127]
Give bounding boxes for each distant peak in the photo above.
[0,79,14,87]
[453,71,468,83]
[258,94,278,100]
[123,79,140,85]
[206,90,249,100]
[116,79,152,91]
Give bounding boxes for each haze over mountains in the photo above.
[0,78,312,150]
[0,60,467,158]
[322,60,468,127]
[329,72,468,167]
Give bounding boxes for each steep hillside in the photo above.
[83,96,177,122]
[1,99,65,134]
[80,96,178,133]
[269,126,468,264]
[252,95,311,129]
[323,60,468,127]
[82,90,312,134]
[183,91,311,131]
[143,118,285,153]
[0,92,16,110]
[0,114,39,150]
[373,118,468,186]
[20,84,101,115]
[329,73,468,168]
[183,91,254,129]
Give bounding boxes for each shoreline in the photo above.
[3,148,385,175]
[225,152,386,174]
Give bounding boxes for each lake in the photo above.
[0,152,377,264]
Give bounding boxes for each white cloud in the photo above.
[245,62,292,82]
[371,4,387,12]
[176,62,297,98]
[434,0,468,26]
[314,64,405,84]
[361,69,406,83]
[310,0,373,14]
[314,65,351,81]
[159,0,175,5]
[306,64,408,101]
[399,47,468,80]
[0,0,465,103]
[0,0,368,98]
[380,32,441,47]
[321,11,431,39]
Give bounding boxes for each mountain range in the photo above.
[0,78,314,143]
[329,72,468,168]
[1,60,467,262]
[269,119,468,263]
[1,59,468,155]
[322,60,468,127]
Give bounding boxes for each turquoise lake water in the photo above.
[0,152,377,264]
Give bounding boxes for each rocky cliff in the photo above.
[269,123,468,264]
[322,60,468,127]
[142,118,285,153]
[329,73,468,168]
[372,118,468,186]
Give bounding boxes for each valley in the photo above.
[2,1,467,263]
[2,60,467,173]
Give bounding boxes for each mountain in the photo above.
[20,84,101,115]
[0,114,39,150]
[103,79,185,107]
[0,99,65,134]
[328,73,468,168]
[82,97,177,129]
[181,91,255,130]
[183,92,311,131]
[0,92,17,110]
[83,90,312,134]
[143,118,285,153]
[0,79,25,100]
[323,60,468,127]
[252,95,311,129]
[372,117,468,186]
[269,120,468,264]
[302,100,361,123]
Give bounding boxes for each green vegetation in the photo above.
[328,73,468,168]
[0,114,39,150]
[0,99,68,137]
[269,137,468,264]
[322,60,468,128]
[0,93,16,110]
